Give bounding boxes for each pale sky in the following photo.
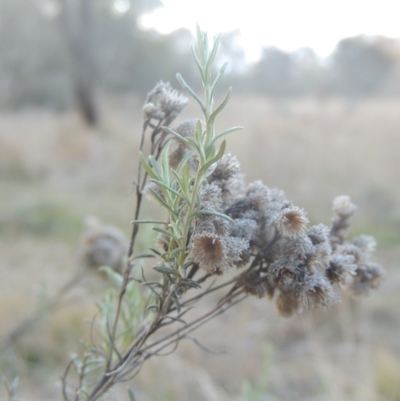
[138,0,400,58]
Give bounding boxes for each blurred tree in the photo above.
[331,35,395,97]
[250,47,293,97]
[58,0,98,126]
[57,0,162,126]
[290,47,323,96]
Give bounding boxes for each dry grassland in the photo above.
[0,95,399,401]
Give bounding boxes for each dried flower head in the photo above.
[276,291,302,317]
[189,232,227,274]
[333,195,357,217]
[240,270,274,298]
[330,195,357,244]
[143,81,188,124]
[347,263,385,298]
[302,275,339,311]
[209,154,241,182]
[352,235,377,259]
[307,224,332,268]
[79,217,128,273]
[326,254,357,285]
[230,218,258,242]
[276,206,309,237]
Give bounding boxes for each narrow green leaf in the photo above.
[205,35,221,78]
[173,296,182,313]
[99,266,123,288]
[149,155,163,179]
[205,126,243,156]
[209,88,231,125]
[150,247,161,256]
[196,24,204,62]
[162,126,191,146]
[148,188,176,215]
[147,304,159,312]
[152,227,179,242]
[181,164,190,187]
[194,119,203,145]
[190,42,205,80]
[176,73,206,113]
[132,253,155,260]
[176,150,195,174]
[161,141,172,185]
[139,153,158,180]
[169,247,183,260]
[199,140,226,176]
[128,388,137,401]
[192,209,234,224]
[149,179,189,202]
[210,62,229,99]
[10,377,19,393]
[171,169,184,188]
[153,265,178,275]
[131,220,166,225]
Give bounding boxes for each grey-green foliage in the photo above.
[138,26,241,279]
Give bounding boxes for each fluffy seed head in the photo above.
[347,263,385,298]
[327,254,357,285]
[276,291,301,317]
[189,233,226,274]
[302,276,340,311]
[209,154,241,182]
[332,195,357,218]
[143,81,188,123]
[79,217,128,273]
[277,206,309,237]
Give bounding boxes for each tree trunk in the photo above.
[58,0,98,126]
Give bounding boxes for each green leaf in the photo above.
[192,209,234,225]
[176,73,206,114]
[196,24,205,63]
[149,179,189,202]
[161,141,172,185]
[153,265,178,275]
[176,150,195,173]
[152,227,180,242]
[99,266,123,288]
[173,296,182,313]
[198,139,226,176]
[150,248,161,256]
[148,188,176,215]
[132,254,155,260]
[149,155,163,179]
[128,388,137,401]
[190,42,205,79]
[194,119,203,145]
[162,126,191,146]
[209,88,231,125]
[139,153,158,180]
[169,247,183,260]
[210,62,229,99]
[10,377,19,393]
[206,126,243,155]
[205,35,221,79]
[131,220,166,225]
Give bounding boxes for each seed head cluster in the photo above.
[144,83,385,318]
[188,173,385,316]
